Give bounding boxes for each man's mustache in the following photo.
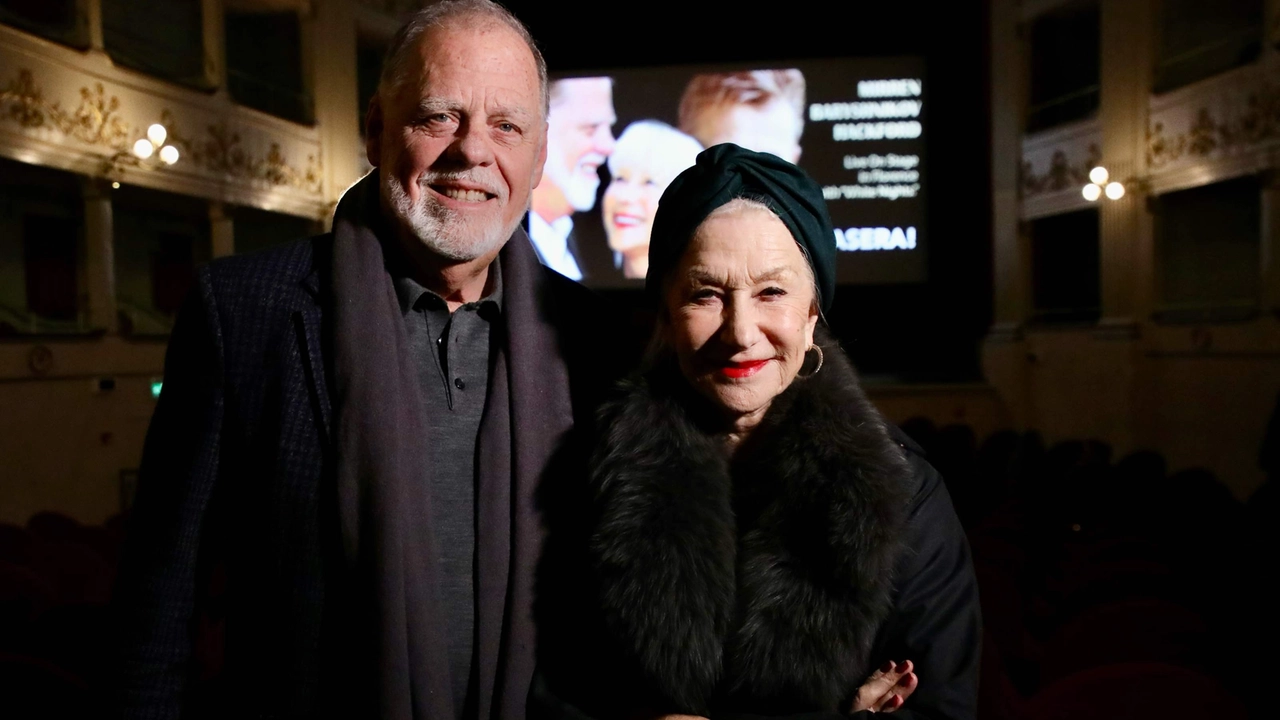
[575,153,608,172]
[418,172,503,197]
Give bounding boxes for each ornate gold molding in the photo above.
[1020,143,1101,198]
[160,110,323,195]
[1148,84,1280,169]
[1,69,130,151]
[2,69,44,128]
[1,67,322,196]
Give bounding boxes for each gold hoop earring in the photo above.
[799,344,824,378]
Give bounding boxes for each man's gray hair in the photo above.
[378,0,549,113]
[548,76,613,109]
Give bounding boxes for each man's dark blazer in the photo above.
[111,231,623,719]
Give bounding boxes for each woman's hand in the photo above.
[850,660,918,714]
[646,662,919,719]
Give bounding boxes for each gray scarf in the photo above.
[329,173,574,719]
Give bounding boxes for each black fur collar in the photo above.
[588,328,912,716]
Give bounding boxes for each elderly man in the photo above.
[112,2,616,718]
[528,77,617,281]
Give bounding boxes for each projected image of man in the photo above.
[530,77,616,281]
[678,69,805,164]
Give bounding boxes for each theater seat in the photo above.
[25,512,82,545]
[1037,598,1209,685]
[0,523,36,567]
[0,560,56,641]
[29,541,113,606]
[0,651,92,718]
[978,630,1029,720]
[1025,662,1245,720]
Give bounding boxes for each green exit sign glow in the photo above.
[150,380,163,399]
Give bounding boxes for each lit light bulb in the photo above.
[159,144,179,165]
[1104,181,1125,200]
[133,138,154,159]
[111,181,120,189]
[1089,166,1109,185]
[147,123,167,147]
[1082,183,1102,201]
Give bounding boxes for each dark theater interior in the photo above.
[1,0,1277,718]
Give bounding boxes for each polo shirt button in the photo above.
[454,378,465,390]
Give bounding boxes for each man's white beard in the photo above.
[544,153,604,212]
[383,172,514,262]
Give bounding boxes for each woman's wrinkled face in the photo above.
[663,202,819,424]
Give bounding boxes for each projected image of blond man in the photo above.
[678,69,805,163]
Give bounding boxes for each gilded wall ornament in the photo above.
[1,69,129,151]
[53,82,130,149]
[159,111,323,195]
[1,69,44,128]
[1146,121,1186,167]
[1148,85,1280,169]
[1020,143,1101,199]
[1,68,323,196]
[1187,109,1218,156]
[27,345,54,376]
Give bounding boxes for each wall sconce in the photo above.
[1082,166,1127,201]
[133,123,180,165]
[1081,166,1153,202]
[104,122,180,180]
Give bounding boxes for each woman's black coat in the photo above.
[533,329,980,720]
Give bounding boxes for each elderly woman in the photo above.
[532,145,979,720]
[602,121,703,280]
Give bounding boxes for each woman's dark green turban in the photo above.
[645,143,836,312]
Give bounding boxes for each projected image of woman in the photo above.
[601,121,703,280]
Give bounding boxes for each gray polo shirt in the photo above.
[393,263,502,719]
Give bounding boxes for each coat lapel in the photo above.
[482,228,577,720]
[294,252,331,444]
[474,328,511,720]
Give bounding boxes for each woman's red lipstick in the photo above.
[720,359,769,379]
